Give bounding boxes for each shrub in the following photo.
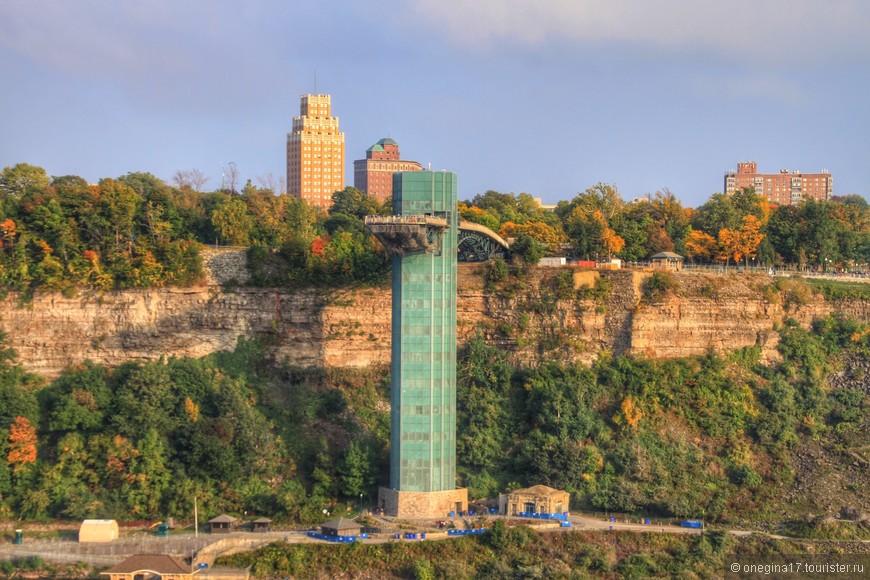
[643,271,678,301]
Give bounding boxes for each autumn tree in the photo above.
[7,416,37,471]
[736,215,765,267]
[600,227,625,260]
[458,202,500,231]
[499,220,567,251]
[684,229,718,263]
[718,215,765,267]
[718,228,741,266]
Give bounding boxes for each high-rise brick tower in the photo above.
[286,94,345,209]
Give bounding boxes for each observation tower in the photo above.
[367,171,468,517]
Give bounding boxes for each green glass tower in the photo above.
[368,171,468,517]
[390,171,457,492]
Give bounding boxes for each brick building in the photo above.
[724,161,832,205]
[353,138,422,203]
[286,94,345,209]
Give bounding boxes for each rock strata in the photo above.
[1,263,868,377]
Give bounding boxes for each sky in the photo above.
[1,0,869,208]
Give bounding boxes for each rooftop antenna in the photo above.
[314,69,317,94]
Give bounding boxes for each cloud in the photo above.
[404,0,870,65]
[0,1,326,113]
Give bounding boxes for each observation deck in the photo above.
[365,215,448,255]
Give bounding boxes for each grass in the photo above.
[805,279,870,301]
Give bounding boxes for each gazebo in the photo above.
[208,514,238,534]
[251,517,272,533]
[100,553,197,580]
[650,252,684,271]
[320,517,361,538]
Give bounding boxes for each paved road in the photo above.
[0,515,788,567]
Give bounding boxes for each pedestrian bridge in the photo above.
[364,216,510,262]
[457,220,510,262]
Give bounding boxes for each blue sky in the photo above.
[1,0,868,207]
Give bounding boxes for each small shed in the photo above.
[79,519,119,543]
[499,485,570,516]
[208,514,238,534]
[650,252,683,271]
[320,517,361,538]
[101,553,197,580]
[251,517,272,533]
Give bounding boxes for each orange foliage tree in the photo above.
[620,397,642,429]
[684,229,718,263]
[499,221,567,251]
[600,227,625,260]
[7,416,37,471]
[736,215,765,267]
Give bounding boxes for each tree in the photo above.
[458,203,500,231]
[499,221,567,251]
[256,172,282,196]
[684,229,718,263]
[600,227,625,260]
[510,234,546,265]
[41,361,111,433]
[564,207,605,260]
[718,228,740,266]
[694,193,741,236]
[95,178,140,254]
[211,197,254,246]
[337,441,373,498]
[111,363,178,441]
[329,187,380,219]
[172,169,209,192]
[0,163,49,198]
[735,215,765,267]
[222,163,239,194]
[7,416,37,471]
[556,183,624,224]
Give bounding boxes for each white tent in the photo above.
[79,519,119,543]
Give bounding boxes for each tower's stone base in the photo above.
[378,487,469,518]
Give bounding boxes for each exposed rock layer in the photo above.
[1,257,867,377]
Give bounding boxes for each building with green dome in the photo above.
[353,138,422,203]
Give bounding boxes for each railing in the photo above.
[364,215,448,227]
[516,512,569,521]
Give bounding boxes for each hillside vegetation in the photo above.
[0,308,867,533]
[217,526,866,579]
[2,164,868,295]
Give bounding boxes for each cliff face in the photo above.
[1,253,868,377]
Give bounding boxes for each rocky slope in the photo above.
[1,250,868,377]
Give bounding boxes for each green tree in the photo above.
[211,197,254,246]
[337,441,373,499]
[40,362,111,433]
[111,363,178,440]
[329,187,381,219]
[510,234,546,265]
[0,163,49,199]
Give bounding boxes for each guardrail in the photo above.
[447,528,487,536]
[517,512,569,521]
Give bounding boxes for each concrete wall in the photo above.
[378,487,468,518]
